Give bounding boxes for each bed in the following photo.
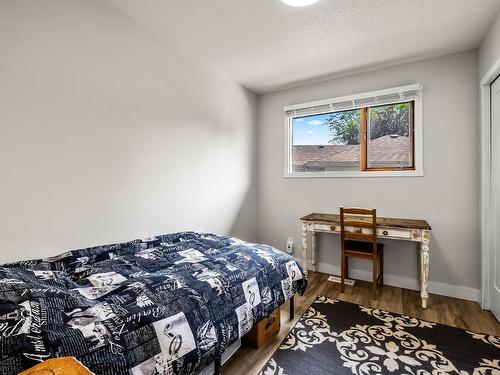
[0,232,307,375]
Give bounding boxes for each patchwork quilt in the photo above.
[0,232,307,375]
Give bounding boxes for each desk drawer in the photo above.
[314,223,339,232]
[309,223,413,240]
[377,228,411,239]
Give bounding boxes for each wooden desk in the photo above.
[300,213,432,308]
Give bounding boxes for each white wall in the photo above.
[257,51,480,299]
[0,0,257,263]
[479,11,500,79]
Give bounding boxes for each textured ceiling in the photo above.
[106,0,500,93]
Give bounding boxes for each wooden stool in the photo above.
[19,357,93,375]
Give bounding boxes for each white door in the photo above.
[491,75,500,320]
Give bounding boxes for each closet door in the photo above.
[491,75,500,320]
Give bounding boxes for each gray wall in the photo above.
[257,51,480,294]
[0,0,257,263]
[479,11,500,78]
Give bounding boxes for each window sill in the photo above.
[284,169,424,178]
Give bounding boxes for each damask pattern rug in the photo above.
[259,296,500,375]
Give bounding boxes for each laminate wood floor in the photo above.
[222,271,500,375]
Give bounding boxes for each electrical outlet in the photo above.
[286,237,294,254]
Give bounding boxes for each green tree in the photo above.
[369,103,409,139]
[325,110,360,145]
[324,103,410,144]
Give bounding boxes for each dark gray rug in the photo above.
[259,296,500,375]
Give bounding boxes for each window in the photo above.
[366,102,413,170]
[291,109,361,172]
[284,84,423,177]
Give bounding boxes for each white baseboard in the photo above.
[296,258,481,303]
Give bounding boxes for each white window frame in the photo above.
[283,84,424,178]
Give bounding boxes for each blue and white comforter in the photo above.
[0,232,307,374]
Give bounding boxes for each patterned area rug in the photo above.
[259,296,500,375]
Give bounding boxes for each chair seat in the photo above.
[344,240,384,256]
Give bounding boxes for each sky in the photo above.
[292,113,332,145]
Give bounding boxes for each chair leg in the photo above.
[344,256,349,279]
[340,251,345,293]
[372,257,377,299]
[379,250,384,286]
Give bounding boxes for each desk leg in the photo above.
[420,230,431,309]
[311,231,317,272]
[301,222,308,275]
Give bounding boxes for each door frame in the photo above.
[480,55,500,309]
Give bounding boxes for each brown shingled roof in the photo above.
[293,135,411,169]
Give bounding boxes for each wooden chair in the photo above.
[340,207,384,299]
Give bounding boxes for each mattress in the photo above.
[0,232,307,374]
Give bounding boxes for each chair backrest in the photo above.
[340,207,378,253]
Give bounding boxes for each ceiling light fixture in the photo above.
[280,0,320,7]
